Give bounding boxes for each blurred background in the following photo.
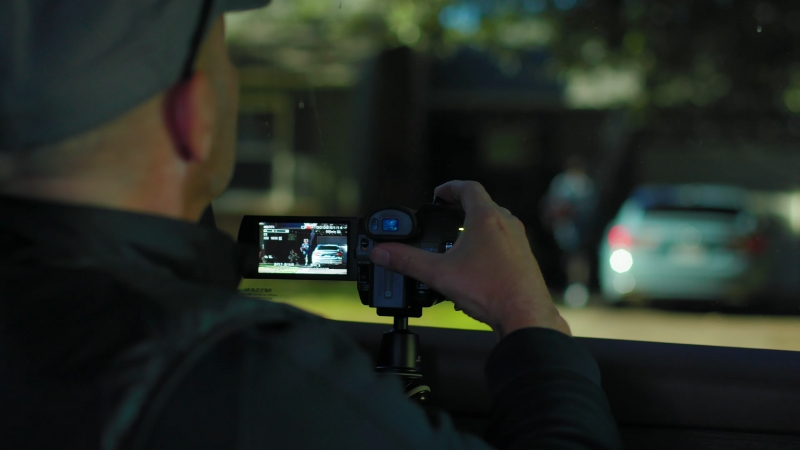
[219,0,800,350]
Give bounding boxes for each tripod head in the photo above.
[376,316,429,402]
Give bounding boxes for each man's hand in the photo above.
[369,180,571,339]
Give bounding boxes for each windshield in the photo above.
[221,1,800,352]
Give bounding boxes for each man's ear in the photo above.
[164,71,216,163]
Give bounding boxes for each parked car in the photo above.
[311,244,344,266]
[599,184,767,306]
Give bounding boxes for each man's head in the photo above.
[0,1,269,221]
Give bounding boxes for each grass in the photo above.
[238,278,492,331]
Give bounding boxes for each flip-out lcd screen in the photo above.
[258,222,350,276]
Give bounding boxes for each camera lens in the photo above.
[382,218,399,232]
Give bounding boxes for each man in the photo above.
[301,238,311,266]
[0,1,621,449]
[542,155,598,308]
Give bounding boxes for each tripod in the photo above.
[375,316,430,403]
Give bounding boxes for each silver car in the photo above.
[599,184,767,306]
[311,244,344,266]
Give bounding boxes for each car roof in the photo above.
[629,184,747,211]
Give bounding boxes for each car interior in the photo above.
[216,205,800,450]
[338,321,800,450]
[219,2,800,448]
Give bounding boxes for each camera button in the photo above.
[357,264,370,282]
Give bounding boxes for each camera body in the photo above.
[237,202,464,318]
[356,203,464,318]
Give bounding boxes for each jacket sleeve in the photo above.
[485,328,622,449]
[146,308,620,449]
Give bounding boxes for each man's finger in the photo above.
[370,242,443,285]
[433,181,493,216]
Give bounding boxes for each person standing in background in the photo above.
[542,155,598,308]
[300,238,311,265]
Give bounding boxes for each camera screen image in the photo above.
[258,222,349,276]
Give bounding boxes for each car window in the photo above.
[645,206,740,215]
[222,1,800,351]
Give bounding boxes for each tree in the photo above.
[228,1,800,117]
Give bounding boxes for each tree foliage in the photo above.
[227,0,800,118]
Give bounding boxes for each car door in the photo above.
[336,321,800,450]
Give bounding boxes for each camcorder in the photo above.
[238,200,465,403]
[238,200,465,318]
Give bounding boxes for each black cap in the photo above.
[0,0,270,151]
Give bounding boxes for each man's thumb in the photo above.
[370,242,441,282]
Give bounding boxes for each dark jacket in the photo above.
[0,195,621,449]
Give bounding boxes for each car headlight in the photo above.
[610,249,633,273]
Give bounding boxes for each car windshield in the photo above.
[222,1,800,352]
